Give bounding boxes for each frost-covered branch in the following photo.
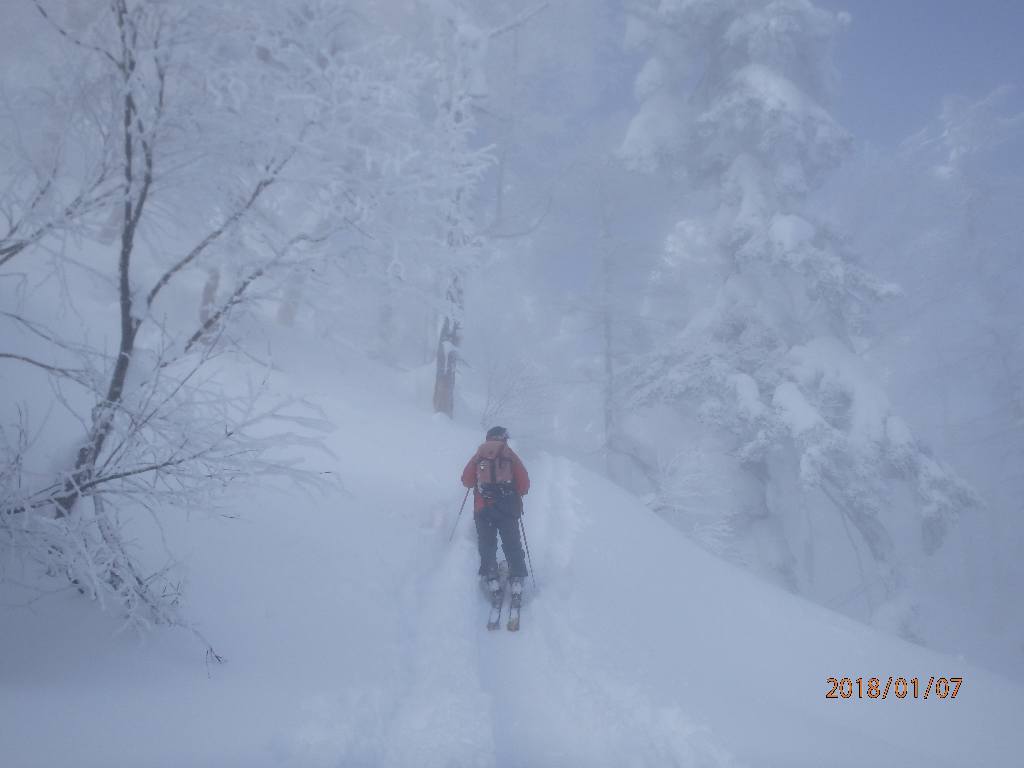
[31,0,120,68]
[145,153,294,311]
[2,0,488,655]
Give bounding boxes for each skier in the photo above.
[461,426,530,603]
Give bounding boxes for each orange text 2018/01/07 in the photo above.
[825,677,963,700]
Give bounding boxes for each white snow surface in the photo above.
[1,348,1021,768]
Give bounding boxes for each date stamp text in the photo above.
[825,677,962,700]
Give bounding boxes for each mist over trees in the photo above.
[2,0,1021,674]
[0,0,487,646]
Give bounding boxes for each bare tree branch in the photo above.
[180,231,329,356]
[145,154,292,310]
[0,352,88,383]
[488,3,549,39]
[0,169,119,269]
[31,0,120,68]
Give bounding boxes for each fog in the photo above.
[1,1,1022,764]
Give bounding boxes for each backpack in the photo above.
[476,443,516,503]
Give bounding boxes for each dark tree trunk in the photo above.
[56,9,149,516]
[433,273,463,418]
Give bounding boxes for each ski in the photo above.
[482,561,509,631]
[486,584,504,630]
[507,595,521,632]
[507,578,523,632]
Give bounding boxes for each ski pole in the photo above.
[520,517,537,591]
[448,488,472,543]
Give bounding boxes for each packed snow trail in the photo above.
[473,455,734,768]
[321,452,732,768]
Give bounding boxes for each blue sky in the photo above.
[821,0,1024,145]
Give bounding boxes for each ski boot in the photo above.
[507,576,524,631]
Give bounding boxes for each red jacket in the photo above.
[461,439,530,514]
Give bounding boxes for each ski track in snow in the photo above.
[474,454,735,768]
[293,452,734,767]
[378,540,498,768]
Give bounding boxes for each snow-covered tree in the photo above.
[832,86,1024,645]
[0,0,487,645]
[621,0,977,630]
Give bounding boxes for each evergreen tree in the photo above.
[621,0,976,629]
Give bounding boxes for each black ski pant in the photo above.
[475,504,527,579]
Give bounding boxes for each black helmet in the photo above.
[486,426,509,441]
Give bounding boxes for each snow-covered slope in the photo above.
[1,349,1020,768]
